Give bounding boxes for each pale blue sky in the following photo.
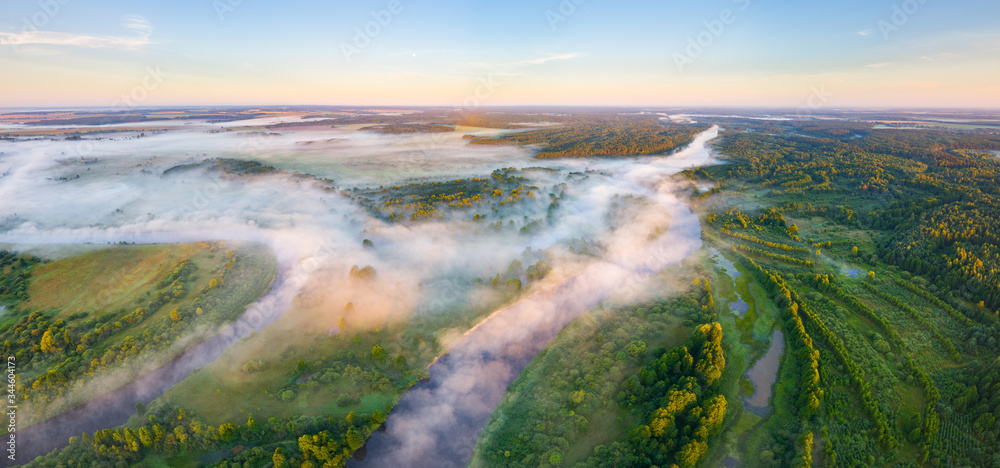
[1,0,997,107]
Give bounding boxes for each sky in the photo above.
[0,0,998,108]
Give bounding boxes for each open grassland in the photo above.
[1,241,277,427]
[24,243,213,318]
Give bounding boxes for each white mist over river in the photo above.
[0,118,720,465]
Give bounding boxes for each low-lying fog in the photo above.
[0,117,720,462]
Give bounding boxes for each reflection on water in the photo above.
[742,329,785,416]
[841,266,863,278]
[708,248,750,317]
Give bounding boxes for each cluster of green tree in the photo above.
[3,245,276,423]
[965,324,1000,355]
[163,157,280,177]
[473,279,715,468]
[733,244,814,267]
[272,343,421,408]
[0,250,42,304]
[930,359,1000,466]
[27,401,387,468]
[737,254,897,448]
[348,265,377,282]
[353,168,538,223]
[716,228,808,253]
[879,197,1000,314]
[810,273,946,460]
[861,281,962,360]
[482,257,552,295]
[689,117,1000,464]
[465,115,706,158]
[23,114,153,126]
[359,123,455,134]
[584,322,727,468]
[708,206,798,239]
[811,239,854,248]
[714,122,1000,318]
[891,276,979,328]
[453,112,575,129]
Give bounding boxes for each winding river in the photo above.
[351,127,720,467]
[5,126,721,467]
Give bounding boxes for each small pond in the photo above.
[742,329,785,416]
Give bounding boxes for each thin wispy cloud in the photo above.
[857,30,872,36]
[123,15,154,40]
[470,52,586,70]
[0,14,154,51]
[0,31,154,50]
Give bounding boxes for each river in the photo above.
[5,240,303,466]
[351,127,720,467]
[6,125,721,466]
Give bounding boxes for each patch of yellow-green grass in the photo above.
[23,243,209,318]
[157,300,439,427]
[563,406,637,466]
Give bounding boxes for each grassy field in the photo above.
[24,243,219,319]
[2,241,278,427]
[154,268,518,427]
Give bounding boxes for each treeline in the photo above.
[805,274,944,460]
[353,168,537,223]
[717,228,809,253]
[359,123,454,134]
[737,254,897,448]
[861,281,961,361]
[466,115,705,158]
[733,244,814,267]
[891,277,978,328]
[715,124,1000,315]
[473,284,717,467]
[27,402,387,468]
[584,323,727,468]
[0,251,42,304]
[3,245,276,424]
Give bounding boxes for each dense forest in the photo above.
[464,115,706,158]
[690,119,1000,466]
